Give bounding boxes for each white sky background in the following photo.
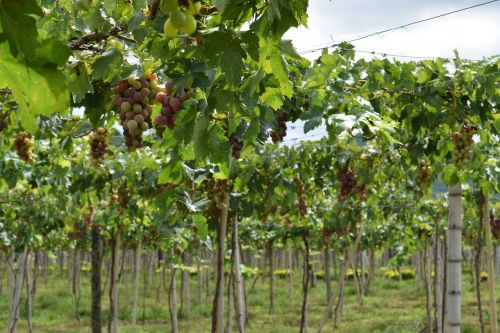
[282,0,500,143]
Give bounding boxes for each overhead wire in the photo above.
[297,0,500,58]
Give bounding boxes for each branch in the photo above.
[69,27,136,51]
[200,6,218,15]
[148,0,160,20]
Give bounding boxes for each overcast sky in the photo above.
[282,0,500,143]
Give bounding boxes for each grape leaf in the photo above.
[0,0,42,58]
[192,114,210,160]
[0,45,69,133]
[92,49,123,81]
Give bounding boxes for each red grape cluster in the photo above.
[295,177,307,216]
[416,159,432,188]
[337,166,356,202]
[118,187,129,211]
[230,135,243,159]
[452,124,474,167]
[271,113,289,143]
[89,128,109,164]
[13,131,35,163]
[112,75,158,151]
[154,80,196,137]
[492,217,500,240]
[358,184,367,202]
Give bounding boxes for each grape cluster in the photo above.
[358,184,367,202]
[84,210,93,230]
[271,113,289,143]
[110,188,119,205]
[161,0,201,37]
[492,217,500,240]
[416,159,432,188]
[230,135,244,159]
[452,124,474,167]
[89,128,109,164]
[337,166,356,202]
[118,187,129,210]
[154,80,196,137]
[112,74,158,151]
[13,131,35,163]
[295,177,307,216]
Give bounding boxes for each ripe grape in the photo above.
[153,79,196,137]
[89,128,109,164]
[416,159,432,189]
[271,113,289,143]
[451,124,474,168]
[112,73,159,151]
[295,177,307,216]
[336,165,361,202]
[13,131,35,163]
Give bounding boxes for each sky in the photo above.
[282,0,500,143]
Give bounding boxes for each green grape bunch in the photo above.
[112,71,160,151]
[415,159,432,188]
[13,131,35,163]
[452,124,474,168]
[161,0,202,37]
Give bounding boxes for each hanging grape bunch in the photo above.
[294,177,307,216]
[221,123,244,159]
[89,128,109,164]
[161,0,201,37]
[337,166,357,202]
[13,131,35,163]
[154,80,196,137]
[118,186,129,212]
[271,113,289,143]
[112,73,159,151]
[491,215,500,240]
[357,183,367,202]
[416,159,432,188]
[452,124,474,167]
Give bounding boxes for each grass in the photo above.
[0,265,492,332]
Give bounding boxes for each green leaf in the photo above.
[204,31,245,87]
[35,38,71,66]
[192,114,210,160]
[0,0,42,58]
[192,214,208,241]
[416,68,433,84]
[268,53,293,97]
[213,0,230,13]
[92,49,123,81]
[0,45,69,133]
[210,126,230,163]
[243,117,260,142]
[260,87,283,110]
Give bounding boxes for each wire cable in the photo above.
[298,0,499,55]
